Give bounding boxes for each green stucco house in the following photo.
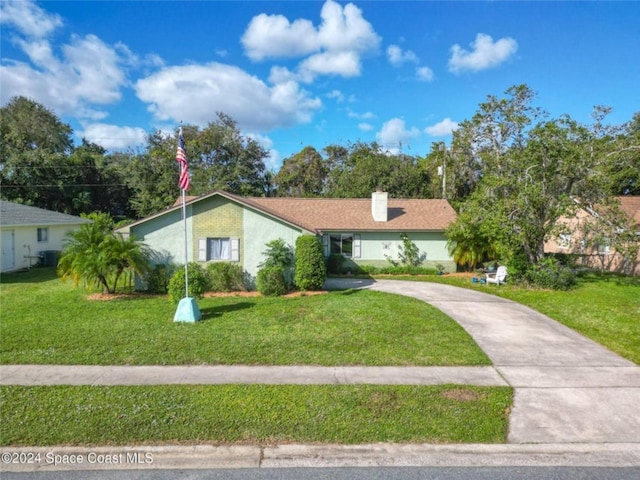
[116,190,457,285]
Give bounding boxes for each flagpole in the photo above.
[174,125,201,323]
[182,187,189,298]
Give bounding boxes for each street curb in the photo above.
[2,443,639,472]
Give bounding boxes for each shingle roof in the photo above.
[125,191,457,233]
[244,196,456,232]
[0,201,91,227]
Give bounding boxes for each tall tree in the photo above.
[274,146,327,196]
[192,113,269,196]
[0,96,74,211]
[448,85,624,266]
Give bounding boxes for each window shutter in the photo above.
[353,234,361,258]
[230,238,240,262]
[322,234,330,257]
[198,238,207,262]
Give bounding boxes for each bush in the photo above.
[260,238,295,286]
[367,265,438,275]
[326,253,347,275]
[143,263,177,294]
[508,255,577,290]
[294,235,326,291]
[207,262,246,292]
[257,267,288,297]
[168,263,211,303]
[525,257,577,290]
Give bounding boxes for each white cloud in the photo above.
[241,14,318,61]
[80,123,147,150]
[416,66,434,82]
[327,90,345,102]
[448,33,518,74]
[387,44,419,67]
[348,109,375,120]
[0,0,62,38]
[1,33,128,119]
[358,123,373,131]
[135,63,322,131]
[424,118,459,137]
[376,118,420,148]
[299,50,361,79]
[241,0,380,80]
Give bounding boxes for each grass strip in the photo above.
[0,385,512,446]
[0,269,489,366]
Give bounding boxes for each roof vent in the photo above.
[371,191,388,222]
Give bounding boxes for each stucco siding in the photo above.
[325,230,455,272]
[243,208,305,280]
[131,207,192,266]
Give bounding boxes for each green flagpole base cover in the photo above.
[174,297,202,323]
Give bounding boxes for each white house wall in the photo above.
[0,224,83,273]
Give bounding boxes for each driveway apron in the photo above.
[325,278,640,444]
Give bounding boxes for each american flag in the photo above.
[176,128,190,191]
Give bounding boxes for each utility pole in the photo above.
[438,143,447,199]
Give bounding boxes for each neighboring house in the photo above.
[116,190,457,287]
[0,200,91,273]
[545,196,640,275]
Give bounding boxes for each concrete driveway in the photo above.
[325,278,640,444]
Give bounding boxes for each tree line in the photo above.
[2,87,639,277]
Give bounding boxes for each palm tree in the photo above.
[58,214,151,294]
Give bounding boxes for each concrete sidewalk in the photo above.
[0,365,507,386]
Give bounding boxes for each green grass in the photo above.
[0,268,489,366]
[390,272,640,365]
[0,385,512,446]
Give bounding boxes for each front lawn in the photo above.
[0,384,512,446]
[0,268,489,366]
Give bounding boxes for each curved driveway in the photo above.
[325,278,640,444]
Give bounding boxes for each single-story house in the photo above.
[545,196,640,275]
[0,200,91,273]
[116,190,458,287]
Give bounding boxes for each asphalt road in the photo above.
[3,467,640,480]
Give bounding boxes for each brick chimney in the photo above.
[371,190,388,222]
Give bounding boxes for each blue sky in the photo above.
[1,0,639,171]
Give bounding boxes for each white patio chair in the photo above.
[486,266,507,286]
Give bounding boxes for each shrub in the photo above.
[508,255,577,290]
[525,257,577,290]
[294,235,326,291]
[257,266,288,297]
[143,263,177,294]
[260,238,295,286]
[207,262,246,292]
[326,253,347,275]
[168,263,211,303]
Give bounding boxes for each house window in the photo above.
[37,228,48,243]
[598,241,611,255]
[328,234,361,258]
[331,234,353,257]
[208,238,231,260]
[558,234,571,250]
[198,238,240,262]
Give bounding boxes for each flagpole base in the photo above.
[174,297,202,323]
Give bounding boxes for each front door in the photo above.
[1,230,15,272]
